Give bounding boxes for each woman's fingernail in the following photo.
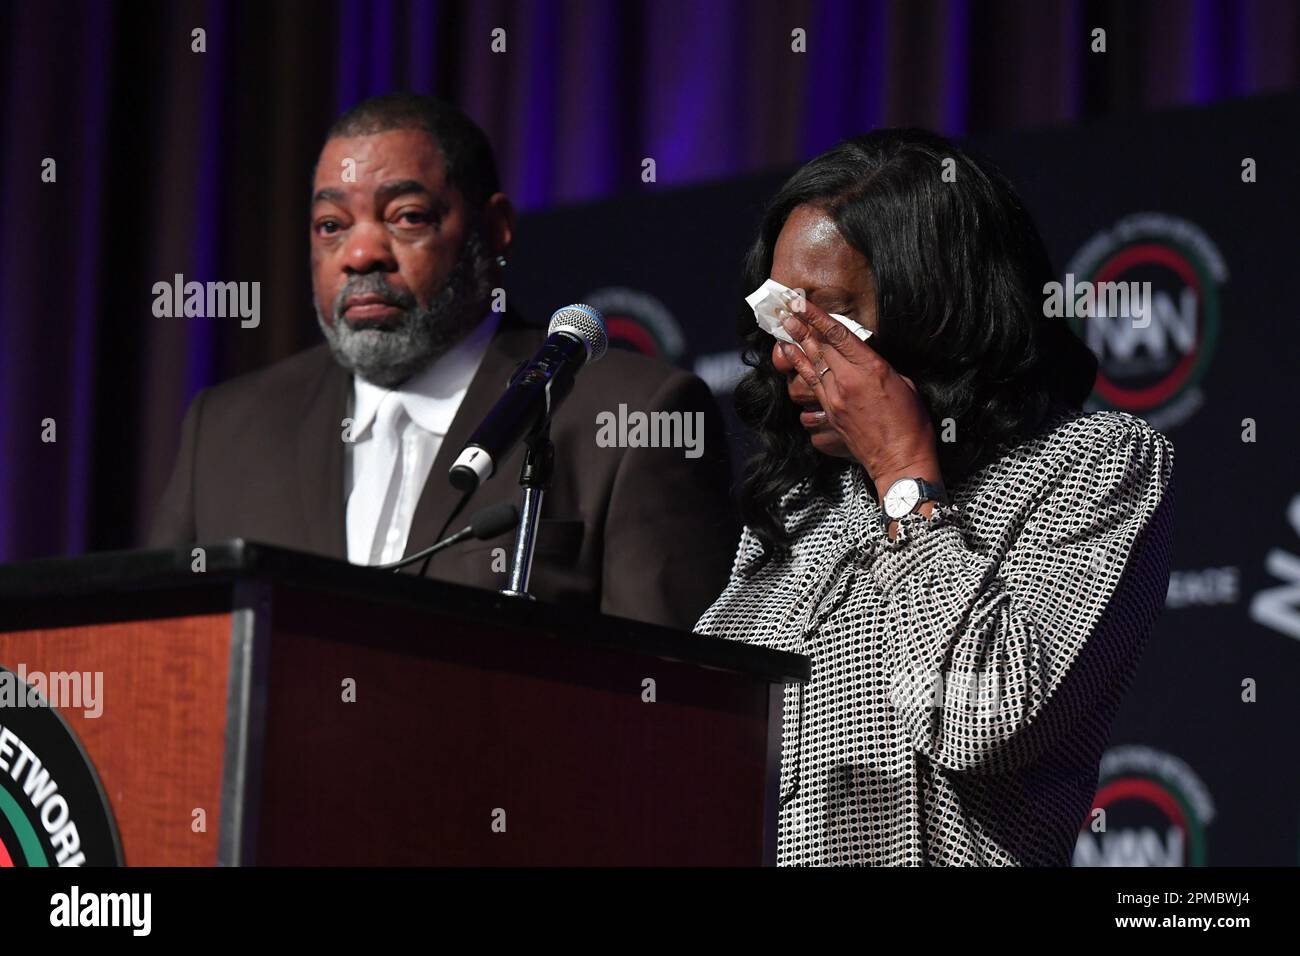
[781,314,799,332]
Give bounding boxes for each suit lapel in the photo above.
[403,310,542,559]
[296,348,350,559]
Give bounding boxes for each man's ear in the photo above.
[482,192,516,257]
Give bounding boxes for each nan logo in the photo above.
[1064,213,1227,431]
[1075,745,1215,866]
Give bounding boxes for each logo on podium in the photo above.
[0,666,122,867]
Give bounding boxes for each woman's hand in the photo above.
[777,298,942,499]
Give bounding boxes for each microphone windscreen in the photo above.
[469,502,520,540]
[548,304,609,364]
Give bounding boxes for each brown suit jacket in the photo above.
[146,311,740,632]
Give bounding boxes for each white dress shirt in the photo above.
[345,312,500,565]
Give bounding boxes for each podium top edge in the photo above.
[0,539,810,685]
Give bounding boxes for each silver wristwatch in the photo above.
[882,477,948,529]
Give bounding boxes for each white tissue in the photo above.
[745,278,872,353]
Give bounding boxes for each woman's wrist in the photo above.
[871,459,944,507]
[871,455,945,540]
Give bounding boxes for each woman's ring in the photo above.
[817,364,832,379]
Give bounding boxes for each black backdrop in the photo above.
[508,93,1300,866]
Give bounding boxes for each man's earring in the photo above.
[496,255,508,268]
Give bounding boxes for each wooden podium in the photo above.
[0,541,808,866]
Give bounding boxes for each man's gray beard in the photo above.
[316,233,496,388]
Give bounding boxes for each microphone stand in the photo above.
[500,420,554,599]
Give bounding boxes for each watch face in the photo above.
[885,478,920,519]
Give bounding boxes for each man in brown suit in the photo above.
[147,94,738,632]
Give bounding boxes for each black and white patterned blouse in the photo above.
[695,405,1175,866]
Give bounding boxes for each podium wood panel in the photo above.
[0,613,231,865]
[257,586,771,864]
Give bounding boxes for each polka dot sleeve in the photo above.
[868,418,1175,775]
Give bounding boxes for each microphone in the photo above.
[448,304,608,493]
[376,502,520,572]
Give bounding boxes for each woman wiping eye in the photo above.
[695,128,1175,867]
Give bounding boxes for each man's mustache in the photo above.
[333,275,418,316]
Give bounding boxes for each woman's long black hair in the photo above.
[735,128,1098,569]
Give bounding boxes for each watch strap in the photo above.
[881,476,949,532]
[914,478,948,505]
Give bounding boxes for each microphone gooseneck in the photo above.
[377,502,520,572]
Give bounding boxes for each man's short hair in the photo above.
[326,92,501,208]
